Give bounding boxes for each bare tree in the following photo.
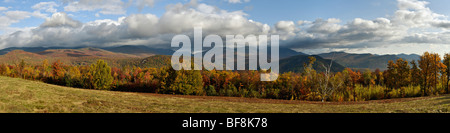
[318,54,342,102]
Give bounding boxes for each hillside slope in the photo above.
[280,55,346,73]
[0,76,448,113]
[0,48,141,67]
[0,45,174,57]
[318,52,399,70]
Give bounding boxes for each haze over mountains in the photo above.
[0,45,420,72]
[318,52,420,71]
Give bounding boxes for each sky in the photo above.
[1,0,450,55]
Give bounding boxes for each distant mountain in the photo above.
[395,53,421,62]
[1,46,421,72]
[318,52,420,70]
[0,47,77,55]
[0,45,175,57]
[280,55,345,73]
[0,50,47,64]
[103,45,174,57]
[279,47,308,59]
[37,47,139,58]
[0,48,140,67]
[123,55,172,68]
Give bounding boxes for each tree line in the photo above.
[0,52,449,102]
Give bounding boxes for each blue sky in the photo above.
[3,0,402,27]
[2,0,450,55]
[6,0,449,26]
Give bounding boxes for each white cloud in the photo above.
[32,2,59,13]
[0,10,35,29]
[124,14,159,37]
[64,0,127,15]
[306,18,342,34]
[397,0,428,10]
[2,0,450,55]
[157,2,268,36]
[135,0,155,11]
[280,0,450,54]
[274,21,296,40]
[0,1,270,49]
[226,0,250,4]
[41,12,82,28]
[0,6,49,34]
[0,6,8,11]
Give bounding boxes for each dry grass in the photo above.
[0,76,449,113]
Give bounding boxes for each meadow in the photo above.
[0,76,448,113]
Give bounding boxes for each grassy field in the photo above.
[0,76,449,113]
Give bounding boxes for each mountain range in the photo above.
[318,52,420,71]
[0,45,420,72]
[280,55,346,73]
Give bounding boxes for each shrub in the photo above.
[205,85,218,96]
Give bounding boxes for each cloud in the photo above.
[0,7,8,11]
[64,0,127,15]
[135,0,155,11]
[0,1,269,49]
[32,1,59,13]
[124,14,159,37]
[0,10,40,28]
[0,4,50,34]
[392,0,444,28]
[2,0,450,55]
[281,17,401,50]
[306,18,341,34]
[279,0,450,53]
[40,12,82,28]
[226,0,250,4]
[274,21,296,40]
[157,2,269,36]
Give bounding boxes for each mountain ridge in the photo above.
[318,52,421,70]
[0,46,421,71]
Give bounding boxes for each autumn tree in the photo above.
[86,60,113,90]
[41,59,51,78]
[362,69,374,88]
[52,60,65,80]
[374,68,384,86]
[419,52,442,95]
[439,64,447,94]
[443,53,450,94]
[384,60,396,89]
[156,65,177,93]
[396,58,410,88]
[341,68,353,88]
[168,69,203,95]
[410,60,421,86]
[64,66,82,87]
[430,53,443,95]
[303,56,317,77]
[347,68,360,88]
[17,59,26,78]
[0,64,11,76]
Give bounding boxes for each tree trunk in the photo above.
[423,70,427,96]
